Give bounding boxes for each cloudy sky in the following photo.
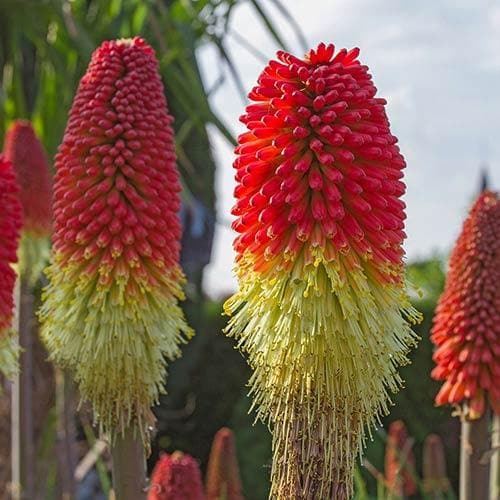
[198,0,500,297]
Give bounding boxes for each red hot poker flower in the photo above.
[4,120,52,283]
[224,43,420,498]
[384,420,417,497]
[148,452,205,500]
[3,120,52,237]
[0,154,23,378]
[431,191,500,418]
[40,37,192,442]
[205,428,243,500]
[422,434,450,496]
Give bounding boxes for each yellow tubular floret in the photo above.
[224,251,421,498]
[40,254,193,443]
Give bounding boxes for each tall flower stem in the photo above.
[11,278,35,500]
[55,369,77,498]
[490,413,499,500]
[111,428,146,500]
[460,406,491,500]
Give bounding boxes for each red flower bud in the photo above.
[205,428,243,500]
[384,420,417,497]
[148,452,205,500]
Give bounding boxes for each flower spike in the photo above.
[431,191,500,418]
[0,154,23,378]
[224,43,420,498]
[3,120,52,283]
[39,37,193,443]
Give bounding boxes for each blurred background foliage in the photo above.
[0,1,463,498]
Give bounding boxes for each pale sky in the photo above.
[198,0,500,297]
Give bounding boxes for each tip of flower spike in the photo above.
[232,41,407,281]
[3,120,52,237]
[97,36,155,57]
[148,452,204,500]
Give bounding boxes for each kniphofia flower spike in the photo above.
[224,43,421,498]
[40,37,192,442]
[431,191,500,418]
[3,120,52,282]
[0,154,23,378]
[384,420,417,497]
[205,428,243,500]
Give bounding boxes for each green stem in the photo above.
[111,428,146,500]
[460,407,491,500]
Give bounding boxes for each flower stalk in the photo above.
[111,428,146,500]
[460,406,491,500]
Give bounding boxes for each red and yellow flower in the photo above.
[224,43,420,498]
[0,154,23,378]
[431,191,500,419]
[39,37,192,441]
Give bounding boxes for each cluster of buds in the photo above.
[225,42,420,498]
[0,155,22,378]
[431,191,500,418]
[39,37,192,442]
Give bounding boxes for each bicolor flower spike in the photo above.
[148,452,205,500]
[0,154,22,378]
[224,43,420,498]
[40,37,193,442]
[4,120,52,282]
[431,191,500,419]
